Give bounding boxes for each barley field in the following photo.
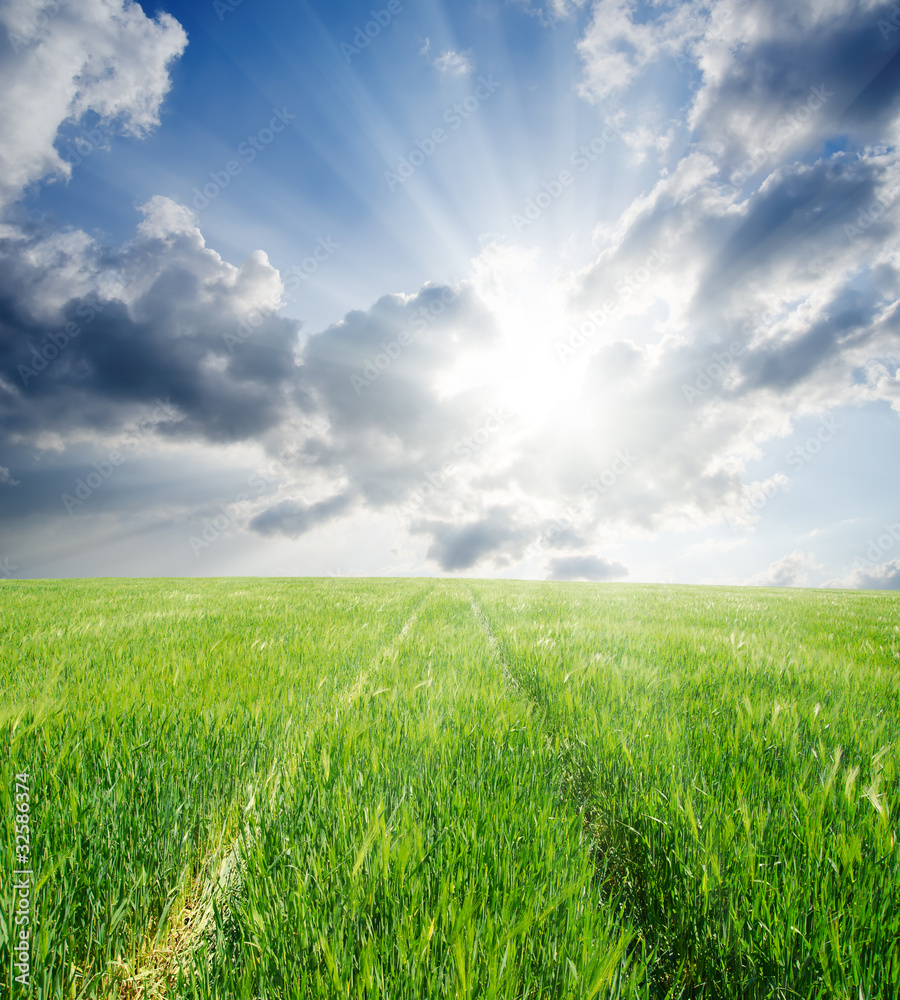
[1,578,898,999]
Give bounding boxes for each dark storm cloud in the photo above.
[546,555,628,581]
[0,218,303,448]
[249,491,355,538]
[736,293,878,394]
[842,46,900,124]
[0,442,268,523]
[701,158,883,297]
[538,524,592,550]
[690,0,900,163]
[411,508,532,571]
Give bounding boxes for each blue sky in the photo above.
[1,0,899,587]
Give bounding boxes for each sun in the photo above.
[434,243,598,427]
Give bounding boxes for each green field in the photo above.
[1,578,898,999]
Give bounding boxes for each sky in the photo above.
[0,0,899,587]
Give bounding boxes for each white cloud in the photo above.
[0,0,187,209]
[434,49,474,76]
[751,549,823,588]
[826,559,900,590]
[576,0,700,102]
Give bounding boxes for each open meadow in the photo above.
[1,578,898,999]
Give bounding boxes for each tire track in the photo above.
[341,602,423,706]
[120,591,431,996]
[466,587,521,694]
[466,586,657,986]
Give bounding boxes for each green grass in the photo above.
[1,578,897,998]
